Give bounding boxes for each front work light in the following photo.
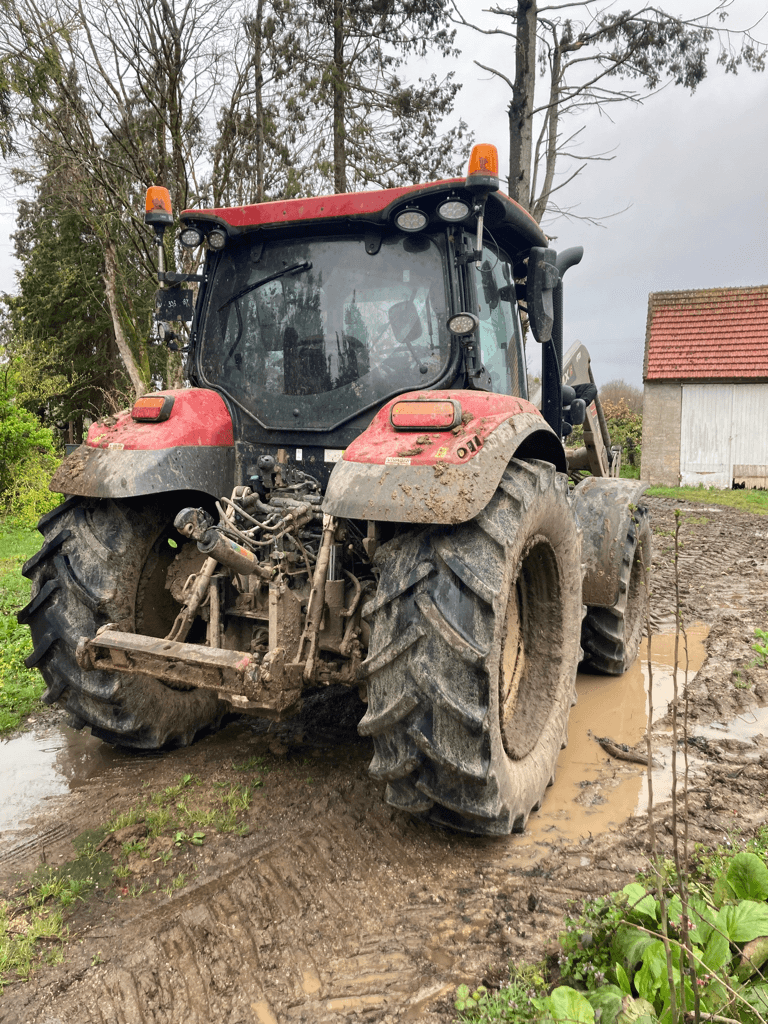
[179,226,204,249]
[447,312,480,336]
[131,394,175,422]
[145,186,173,227]
[436,197,471,223]
[207,229,227,251]
[394,208,428,233]
[390,399,462,431]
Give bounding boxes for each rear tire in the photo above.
[580,505,651,676]
[359,459,583,836]
[19,495,226,749]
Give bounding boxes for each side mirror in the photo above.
[526,247,560,343]
[388,300,422,344]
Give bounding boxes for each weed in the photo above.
[163,872,187,897]
[113,864,131,879]
[128,882,148,898]
[173,830,205,847]
[145,807,172,838]
[121,838,149,857]
[214,807,240,833]
[91,951,104,966]
[733,669,751,690]
[232,755,268,773]
[107,805,145,832]
[155,851,173,866]
[751,627,768,668]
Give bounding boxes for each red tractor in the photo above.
[20,144,649,836]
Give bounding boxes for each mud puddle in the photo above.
[0,720,129,833]
[497,625,712,868]
[0,626,718,846]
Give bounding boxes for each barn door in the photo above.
[680,384,734,488]
[730,384,768,487]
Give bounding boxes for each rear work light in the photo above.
[131,395,175,422]
[390,399,462,431]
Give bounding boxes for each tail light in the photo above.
[131,395,175,422]
[390,399,462,431]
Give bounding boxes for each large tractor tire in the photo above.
[19,495,226,749]
[359,459,584,836]
[580,505,651,676]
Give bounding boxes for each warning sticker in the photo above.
[385,456,412,465]
[435,447,448,459]
[324,449,344,463]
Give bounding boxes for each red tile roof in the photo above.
[644,286,768,381]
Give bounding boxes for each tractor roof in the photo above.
[181,178,548,251]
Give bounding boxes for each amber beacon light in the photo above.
[465,144,499,195]
[144,186,173,227]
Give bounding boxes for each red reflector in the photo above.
[390,399,461,431]
[131,395,175,422]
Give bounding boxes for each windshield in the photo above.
[199,233,452,430]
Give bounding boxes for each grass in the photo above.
[646,484,768,515]
[0,761,267,991]
[0,525,46,734]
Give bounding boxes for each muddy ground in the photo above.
[1,496,768,1024]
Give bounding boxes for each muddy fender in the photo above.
[323,390,566,525]
[50,389,235,501]
[571,477,649,607]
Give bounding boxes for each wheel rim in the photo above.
[499,536,564,761]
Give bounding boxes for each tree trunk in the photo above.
[508,0,537,211]
[532,42,561,223]
[332,0,346,193]
[103,244,146,399]
[254,0,265,202]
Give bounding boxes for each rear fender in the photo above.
[323,390,565,524]
[50,389,235,500]
[571,477,649,607]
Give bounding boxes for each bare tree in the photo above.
[451,1,766,223]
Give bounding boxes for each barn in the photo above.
[641,285,768,488]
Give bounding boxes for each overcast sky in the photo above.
[435,0,768,388]
[1,0,766,390]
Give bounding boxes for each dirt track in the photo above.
[1,497,768,1024]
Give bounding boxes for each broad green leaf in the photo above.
[612,925,658,974]
[742,980,768,1016]
[727,852,768,901]
[547,986,595,1023]
[636,940,667,1003]
[587,985,624,1024]
[688,895,717,946]
[713,873,737,907]
[615,964,632,996]
[616,995,659,1023]
[623,883,659,925]
[665,895,683,928]
[717,901,768,942]
[703,927,731,972]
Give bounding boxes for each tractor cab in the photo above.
[178,146,551,475]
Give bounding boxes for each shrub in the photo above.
[0,391,61,527]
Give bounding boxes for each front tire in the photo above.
[360,459,584,836]
[19,495,226,749]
